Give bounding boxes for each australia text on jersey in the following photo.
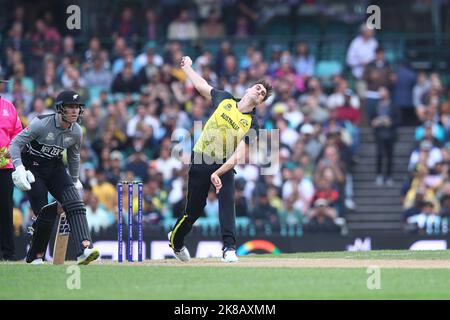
[170,121,280,175]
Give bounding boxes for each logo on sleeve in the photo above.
[240,119,249,127]
[2,109,9,117]
[64,136,73,145]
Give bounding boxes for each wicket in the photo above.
[117,181,143,262]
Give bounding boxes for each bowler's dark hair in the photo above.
[253,79,273,102]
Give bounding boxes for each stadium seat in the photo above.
[319,40,348,61]
[236,216,250,235]
[315,60,343,78]
[266,16,293,36]
[264,39,291,60]
[199,39,222,56]
[162,216,178,232]
[88,86,102,104]
[195,217,211,236]
[296,20,321,36]
[324,21,351,36]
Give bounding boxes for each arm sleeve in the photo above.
[9,118,42,168]
[210,89,234,109]
[67,131,81,181]
[244,113,260,145]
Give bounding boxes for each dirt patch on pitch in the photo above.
[97,258,450,269]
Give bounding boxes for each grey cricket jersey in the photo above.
[9,113,82,180]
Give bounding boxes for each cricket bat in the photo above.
[53,212,70,265]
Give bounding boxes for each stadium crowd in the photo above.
[402,72,450,235]
[1,3,448,237]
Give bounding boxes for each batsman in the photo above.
[9,90,99,265]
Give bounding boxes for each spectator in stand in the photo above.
[153,147,182,186]
[83,56,113,90]
[408,139,443,174]
[142,8,164,41]
[251,186,279,234]
[105,151,123,185]
[305,198,339,233]
[293,42,315,78]
[439,195,450,234]
[125,135,150,181]
[407,201,441,235]
[282,166,314,213]
[62,35,81,68]
[28,18,61,56]
[135,43,164,74]
[112,48,138,76]
[215,40,234,76]
[439,90,450,141]
[142,176,167,226]
[279,195,303,235]
[415,115,445,144]
[299,77,328,108]
[167,9,199,41]
[416,75,443,122]
[111,63,140,93]
[392,60,417,125]
[200,10,226,39]
[369,87,399,186]
[84,37,102,68]
[85,192,115,233]
[413,71,430,114]
[362,47,394,123]
[235,179,249,217]
[277,116,300,149]
[221,55,239,82]
[5,6,28,36]
[232,16,253,38]
[126,104,161,139]
[299,123,322,163]
[333,89,361,154]
[112,7,138,43]
[27,97,53,122]
[403,189,425,232]
[328,79,360,111]
[346,24,378,97]
[90,169,117,214]
[5,22,26,53]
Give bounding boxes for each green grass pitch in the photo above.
[1,250,449,299]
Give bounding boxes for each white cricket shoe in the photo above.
[30,258,44,265]
[168,232,191,262]
[222,248,238,263]
[77,247,100,265]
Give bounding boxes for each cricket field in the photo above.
[1,250,450,299]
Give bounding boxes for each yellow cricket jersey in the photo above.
[193,89,259,160]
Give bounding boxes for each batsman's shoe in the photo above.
[77,247,100,265]
[222,248,238,263]
[168,232,191,262]
[30,258,44,265]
